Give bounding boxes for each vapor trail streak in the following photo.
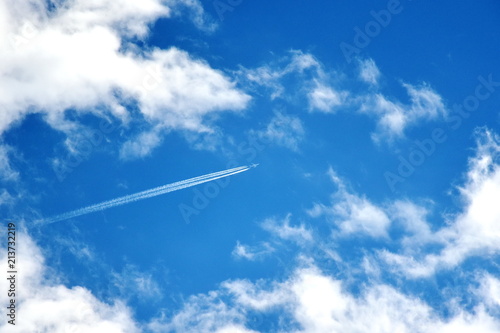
[37,165,253,225]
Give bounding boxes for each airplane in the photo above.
[250,163,259,168]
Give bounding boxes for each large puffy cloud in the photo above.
[381,128,500,277]
[148,265,500,332]
[0,231,140,333]
[0,0,250,160]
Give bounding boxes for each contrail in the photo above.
[36,165,257,225]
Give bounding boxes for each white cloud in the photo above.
[261,214,313,244]
[311,168,391,238]
[356,59,446,141]
[381,129,500,277]
[289,268,437,333]
[237,52,447,144]
[215,326,259,333]
[166,0,218,33]
[0,0,250,163]
[404,82,447,119]
[147,291,252,333]
[252,111,305,151]
[150,265,500,333]
[243,51,350,113]
[232,241,274,261]
[388,200,435,247]
[333,193,391,238]
[0,144,18,181]
[238,49,320,82]
[119,128,163,160]
[358,58,380,86]
[145,129,500,331]
[222,279,289,311]
[112,264,162,301]
[308,80,348,113]
[477,274,500,309]
[237,64,286,99]
[0,188,14,207]
[0,231,140,332]
[360,83,446,143]
[237,52,448,144]
[362,94,406,139]
[303,130,500,277]
[285,51,320,73]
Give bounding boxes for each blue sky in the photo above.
[1,0,500,332]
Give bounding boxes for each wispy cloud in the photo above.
[235,49,350,114]
[147,290,252,332]
[358,58,381,86]
[119,127,163,160]
[235,50,322,100]
[309,168,391,238]
[360,82,447,143]
[112,264,162,302]
[0,144,19,181]
[232,241,274,261]
[308,80,348,113]
[237,54,445,144]
[252,111,305,152]
[261,214,313,244]
[0,188,15,207]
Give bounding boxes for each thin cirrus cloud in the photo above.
[251,111,305,152]
[237,50,350,114]
[358,58,381,86]
[0,144,18,181]
[237,53,446,144]
[261,214,314,244]
[0,0,250,160]
[231,241,275,261]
